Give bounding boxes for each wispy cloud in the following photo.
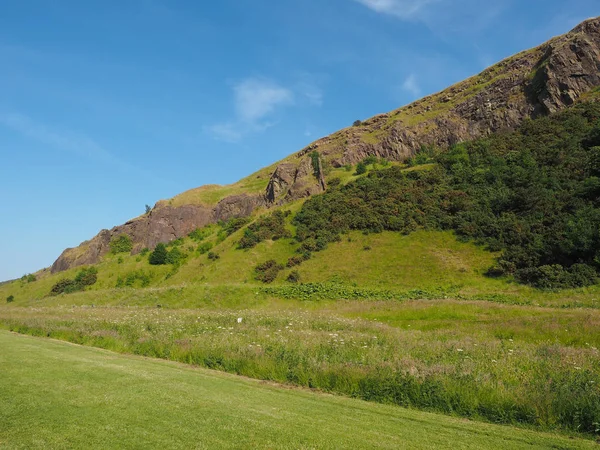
[401,74,421,97]
[233,78,294,123]
[0,112,142,173]
[207,76,322,143]
[354,0,438,20]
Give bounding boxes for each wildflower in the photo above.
[237,318,243,323]
[457,349,464,352]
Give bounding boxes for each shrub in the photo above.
[354,162,367,175]
[189,226,213,242]
[110,234,133,254]
[287,270,301,283]
[166,247,186,266]
[145,204,152,214]
[219,217,251,237]
[6,295,14,303]
[254,260,284,283]
[149,243,168,265]
[198,242,213,255]
[74,267,98,287]
[207,251,220,261]
[116,270,153,288]
[20,274,36,283]
[238,211,292,249]
[353,120,362,127]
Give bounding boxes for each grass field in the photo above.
[0,331,596,449]
[2,299,599,436]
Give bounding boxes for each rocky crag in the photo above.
[52,17,600,273]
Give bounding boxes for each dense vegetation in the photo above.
[238,210,291,249]
[295,102,600,288]
[49,267,98,295]
[109,234,133,254]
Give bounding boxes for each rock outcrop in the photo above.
[51,194,265,273]
[51,17,600,273]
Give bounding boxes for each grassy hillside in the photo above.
[1,331,596,449]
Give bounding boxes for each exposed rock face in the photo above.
[51,194,266,273]
[289,17,600,168]
[51,18,600,273]
[265,155,326,204]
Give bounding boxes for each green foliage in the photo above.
[294,102,600,289]
[219,217,251,237]
[149,243,168,265]
[207,251,220,261]
[310,151,321,178]
[116,270,153,288]
[109,234,133,254]
[238,211,292,249]
[354,162,367,175]
[353,119,362,127]
[362,155,378,166]
[166,247,187,266]
[188,226,213,242]
[197,242,213,255]
[20,274,36,284]
[6,295,14,303]
[140,248,149,256]
[145,204,152,214]
[254,259,284,283]
[50,267,98,296]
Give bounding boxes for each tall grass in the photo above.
[2,304,598,435]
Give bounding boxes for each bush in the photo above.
[49,267,98,296]
[354,162,367,175]
[109,234,133,254]
[149,243,168,265]
[166,247,186,266]
[287,270,301,283]
[254,260,284,283]
[353,120,362,127]
[198,242,213,255]
[189,226,213,242]
[207,251,220,261]
[6,295,14,303]
[219,217,251,237]
[20,274,36,283]
[238,211,292,249]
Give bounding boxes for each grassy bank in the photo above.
[2,300,599,435]
[0,331,596,449]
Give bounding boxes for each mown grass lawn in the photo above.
[0,331,595,449]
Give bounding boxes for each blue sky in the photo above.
[0,0,598,281]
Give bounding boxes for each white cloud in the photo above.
[354,0,438,20]
[208,76,323,143]
[401,74,421,97]
[234,78,293,123]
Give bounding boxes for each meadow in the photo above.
[3,331,596,449]
[2,297,599,437]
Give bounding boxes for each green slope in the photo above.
[0,331,595,450]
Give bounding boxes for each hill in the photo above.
[49,17,600,273]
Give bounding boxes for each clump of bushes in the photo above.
[197,242,213,255]
[188,226,214,242]
[116,270,153,288]
[254,260,284,283]
[20,274,36,283]
[109,234,133,254]
[149,243,187,266]
[207,251,220,261]
[286,270,301,283]
[219,217,251,237]
[49,267,98,296]
[238,211,292,249]
[6,295,14,303]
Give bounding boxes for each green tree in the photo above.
[149,243,168,265]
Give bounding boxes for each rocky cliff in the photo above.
[51,17,600,273]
